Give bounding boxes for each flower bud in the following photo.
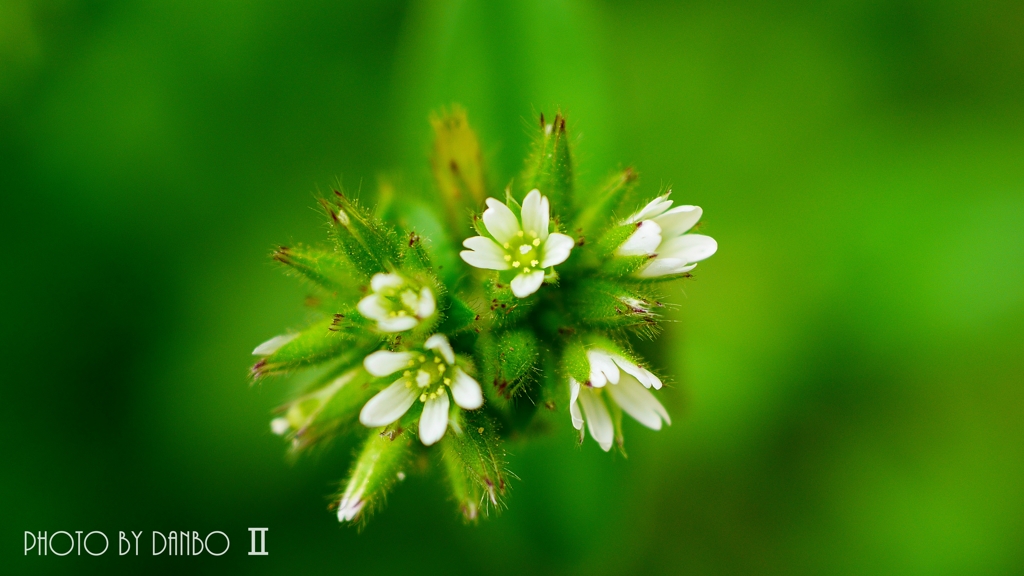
[250,317,353,379]
[521,111,574,220]
[335,428,413,524]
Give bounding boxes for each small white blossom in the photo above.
[569,374,671,452]
[618,193,717,278]
[357,273,436,333]
[359,334,483,446]
[270,417,290,436]
[586,348,662,389]
[460,189,575,298]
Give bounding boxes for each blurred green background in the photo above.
[2,0,1023,574]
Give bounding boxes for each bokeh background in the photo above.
[3,1,1023,574]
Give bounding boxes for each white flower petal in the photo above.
[608,374,671,429]
[337,488,365,522]
[636,258,698,278]
[578,388,614,452]
[252,333,299,356]
[521,189,550,241]
[418,392,450,446]
[658,233,718,264]
[417,287,436,318]
[569,378,584,430]
[377,316,418,333]
[626,195,673,223]
[483,198,521,244]
[510,269,545,298]
[460,236,512,270]
[451,368,483,410]
[615,220,662,257]
[653,205,702,238]
[270,417,290,436]
[363,350,414,377]
[612,355,663,390]
[424,334,455,364]
[587,349,620,387]
[370,272,405,292]
[356,294,389,321]
[540,233,574,268]
[399,289,419,310]
[359,379,418,426]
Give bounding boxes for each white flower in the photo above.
[618,193,717,278]
[459,189,575,298]
[358,334,483,446]
[570,374,671,452]
[252,333,299,356]
[585,348,662,389]
[356,273,436,333]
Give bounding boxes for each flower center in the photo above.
[378,284,421,318]
[502,230,542,274]
[402,351,452,402]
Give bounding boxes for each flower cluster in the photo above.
[252,108,717,525]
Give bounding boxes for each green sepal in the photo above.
[483,278,536,328]
[430,106,489,231]
[439,436,485,522]
[521,111,574,222]
[596,223,652,277]
[334,428,413,526]
[272,244,365,302]
[276,362,376,453]
[442,410,508,511]
[437,292,479,335]
[484,329,539,403]
[564,278,661,335]
[251,317,355,379]
[560,337,591,384]
[319,190,404,276]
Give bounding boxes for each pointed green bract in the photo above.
[565,278,661,334]
[276,364,377,453]
[442,410,508,510]
[521,111,574,221]
[252,317,357,379]
[431,106,489,231]
[335,429,413,525]
[273,244,364,301]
